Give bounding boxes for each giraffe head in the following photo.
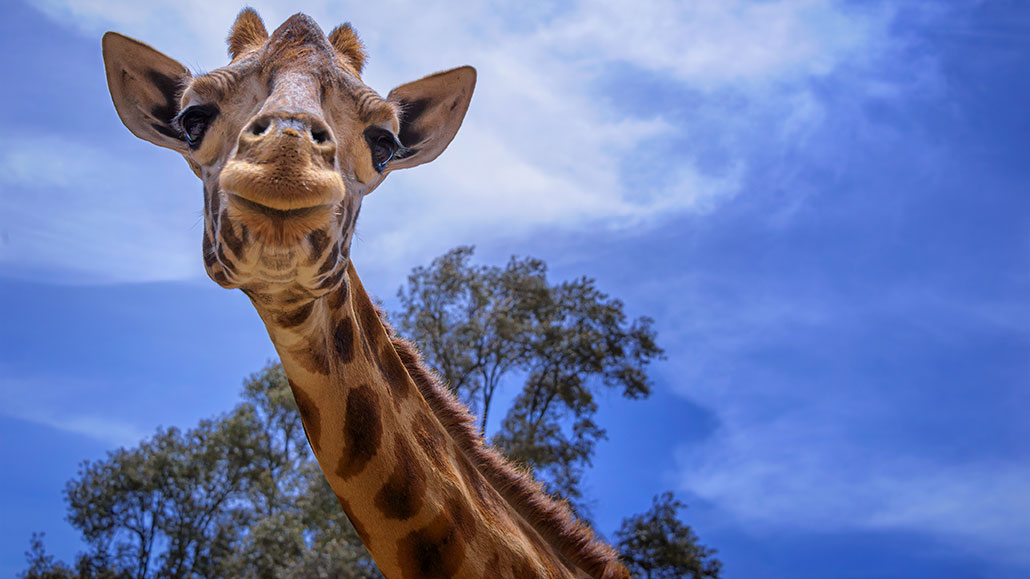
[103,9,475,298]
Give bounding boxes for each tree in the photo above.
[22,364,378,579]
[615,492,722,579]
[395,246,663,505]
[61,413,262,578]
[395,246,545,431]
[20,534,76,579]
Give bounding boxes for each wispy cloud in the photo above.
[0,135,201,283]
[0,372,148,447]
[679,426,1030,564]
[20,0,903,282]
[658,270,1030,563]
[19,411,148,449]
[538,0,892,89]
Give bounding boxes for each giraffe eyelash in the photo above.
[174,104,220,148]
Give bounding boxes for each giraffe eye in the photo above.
[365,129,399,172]
[178,105,219,148]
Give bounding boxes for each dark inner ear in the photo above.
[396,98,432,159]
[145,68,185,140]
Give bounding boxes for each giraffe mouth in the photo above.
[225,193,336,245]
[227,194,333,218]
[220,160,345,212]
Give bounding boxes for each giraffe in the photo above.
[102,9,630,579]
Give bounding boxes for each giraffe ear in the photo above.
[103,31,191,153]
[228,8,268,59]
[328,23,366,75]
[385,66,476,171]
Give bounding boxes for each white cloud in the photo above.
[679,424,1030,564]
[0,373,148,447]
[539,0,890,90]
[21,0,897,283]
[656,273,1030,564]
[23,411,148,449]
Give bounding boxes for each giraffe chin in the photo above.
[225,193,336,247]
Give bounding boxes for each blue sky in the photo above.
[1,0,1028,577]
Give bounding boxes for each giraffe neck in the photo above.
[248,262,586,579]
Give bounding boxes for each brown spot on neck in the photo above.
[290,339,331,375]
[332,316,356,363]
[277,301,314,328]
[335,383,382,480]
[374,434,427,520]
[396,509,469,579]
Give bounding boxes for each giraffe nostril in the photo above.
[311,128,330,144]
[249,118,271,136]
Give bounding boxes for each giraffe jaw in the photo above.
[225,192,340,247]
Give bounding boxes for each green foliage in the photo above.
[615,492,722,579]
[20,534,76,579]
[63,412,259,577]
[396,246,663,505]
[395,246,542,430]
[23,364,379,579]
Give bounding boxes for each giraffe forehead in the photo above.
[264,35,337,79]
[268,13,335,59]
[258,16,391,120]
[184,16,397,125]
[186,16,341,100]
[185,53,394,126]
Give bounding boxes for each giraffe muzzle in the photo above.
[220,113,344,212]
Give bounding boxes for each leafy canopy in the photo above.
[22,364,380,579]
[395,246,663,505]
[615,492,722,579]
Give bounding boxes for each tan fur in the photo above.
[227,8,269,60]
[328,23,367,76]
[376,309,632,579]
